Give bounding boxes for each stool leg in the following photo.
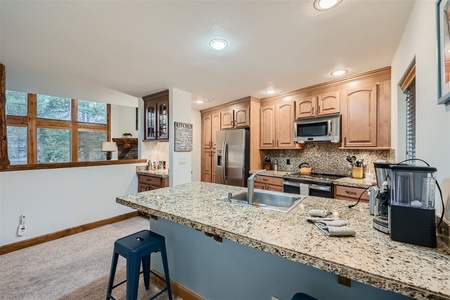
[141,254,150,290]
[160,244,173,300]
[106,252,119,300]
[126,254,141,300]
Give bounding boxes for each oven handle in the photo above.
[283,180,331,192]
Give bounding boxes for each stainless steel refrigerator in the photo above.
[215,129,250,187]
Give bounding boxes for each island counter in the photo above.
[116,182,450,300]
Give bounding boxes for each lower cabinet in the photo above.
[138,175,169,192]
[254,175,284,192]
[334,185,369,202]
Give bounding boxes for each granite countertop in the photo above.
[251,170,375,189]
[117,182,450,300]
[136,166,169,178]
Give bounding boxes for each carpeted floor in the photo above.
[0,217,181,300]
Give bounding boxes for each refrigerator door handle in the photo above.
[223,141,228,180]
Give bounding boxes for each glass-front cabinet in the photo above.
[143,90,169,141]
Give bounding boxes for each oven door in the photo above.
[283,180,333,198]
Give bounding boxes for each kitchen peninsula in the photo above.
[116,182,450,300]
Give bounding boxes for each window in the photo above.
[400,64,416,160]
[5,90,110,165]
[405,80,416,160]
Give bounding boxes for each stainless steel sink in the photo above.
[217,190,304,213]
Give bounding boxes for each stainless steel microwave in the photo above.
[294,113,341,143]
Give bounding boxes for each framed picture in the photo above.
[174,122,193,152]
[437,0,450,105]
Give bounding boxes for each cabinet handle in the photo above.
[263,178,269,181]
[318,105,320,113]
[277,140,279,147]
[312,107,315,115]
[272,140,274,146]
[344,137,347,146]
[345,190,357,195]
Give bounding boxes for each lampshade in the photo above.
[102,142,117,152]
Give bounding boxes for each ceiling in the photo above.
[0,1,415,110]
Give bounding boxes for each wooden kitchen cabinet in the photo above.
[221,103,250,129]
[143,90,169,141]
[334,185,369,202]
[138,174,169,192]
[202,112,221,149]
[254,175,284,192]
[260,101,295,149]
[201,148,216,183]
[296,91,340,119]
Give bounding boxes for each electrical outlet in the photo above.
[286,158,291,165]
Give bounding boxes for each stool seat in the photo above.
[291,292,317,300]
[106,230,172,300]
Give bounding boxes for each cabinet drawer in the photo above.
[138,175,162,186]
[335,185,369,201]
[254,175,283,187]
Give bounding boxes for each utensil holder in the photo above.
[352,167,363,179]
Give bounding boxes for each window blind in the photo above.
[405,79,416,160]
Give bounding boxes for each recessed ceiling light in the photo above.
[195,100,204,104]
[331,69,348,76]
[314,0,342,11]
[209,38,228,50]
[265,89,278,95]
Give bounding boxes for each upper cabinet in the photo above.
[143,90,169,141]
[260,101,295,149]
[202,111,221,149]
[296,92,340,119]
[340,69,391,149]
[221,103,250,129]
[341,84,378,147]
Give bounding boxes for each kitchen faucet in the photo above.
[247,169,266,204]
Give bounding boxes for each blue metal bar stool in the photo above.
[106,230,173,300]
[291,292,317,300]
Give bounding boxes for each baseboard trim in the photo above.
[0,211,140,255]
[150,269,204,300]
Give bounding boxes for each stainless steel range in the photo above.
[283,173,346,198]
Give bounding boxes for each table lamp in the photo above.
[102,142,116,160]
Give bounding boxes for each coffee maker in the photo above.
[389,165,437,248]
[370,162,392,234]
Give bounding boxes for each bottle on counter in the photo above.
[273,159,278,171]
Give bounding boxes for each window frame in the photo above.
[5,93,111,165]
[400,63,416,161]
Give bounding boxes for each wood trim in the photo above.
[261,66,391,102]
[400,64,416,92]
[0,158,146,172]
[142,89,169,101]
[0,64,9,165]
[28,94,37,164]
[6,115,27,126]
[150,269,205,300]
[71,98,78,162]
[106,104,111,141]
[0,211,140,255]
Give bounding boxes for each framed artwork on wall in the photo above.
[174,122,193,152]
[437,0,450,105]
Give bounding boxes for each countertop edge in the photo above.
[116,197,445,300]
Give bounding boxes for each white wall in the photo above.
[391,1,450,215]
[118,106,139,139]
[169,88,192,187]
[0,164,138,246]
[191,109,201,182]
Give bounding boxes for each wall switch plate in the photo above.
[17,224,26,236]
[179,157,186,165]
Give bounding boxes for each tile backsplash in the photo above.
[268,143,395,177]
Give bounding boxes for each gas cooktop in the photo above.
[283,172,346,184]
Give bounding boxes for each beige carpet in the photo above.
[0,217,181,300]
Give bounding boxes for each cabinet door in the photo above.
[254,182,266,190]
[276,102,295,148]
[296,97,316,119]
[234,106,250,128]
[260,106,276,148]
[342,84,378,147]
[221,110,235,129]
[138,183,150,192]
[266,184,284,192]
[211,113,221,148]
[203,114,213,149]
[144,101,157,140]
[317,92,340,116]
[201,149,213,182]
[157,99,169,140]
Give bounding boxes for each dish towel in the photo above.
[307,209,331,218]
[315,223,356,237]
[300,183,309,196]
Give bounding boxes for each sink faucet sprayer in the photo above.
[247,169,266,204]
